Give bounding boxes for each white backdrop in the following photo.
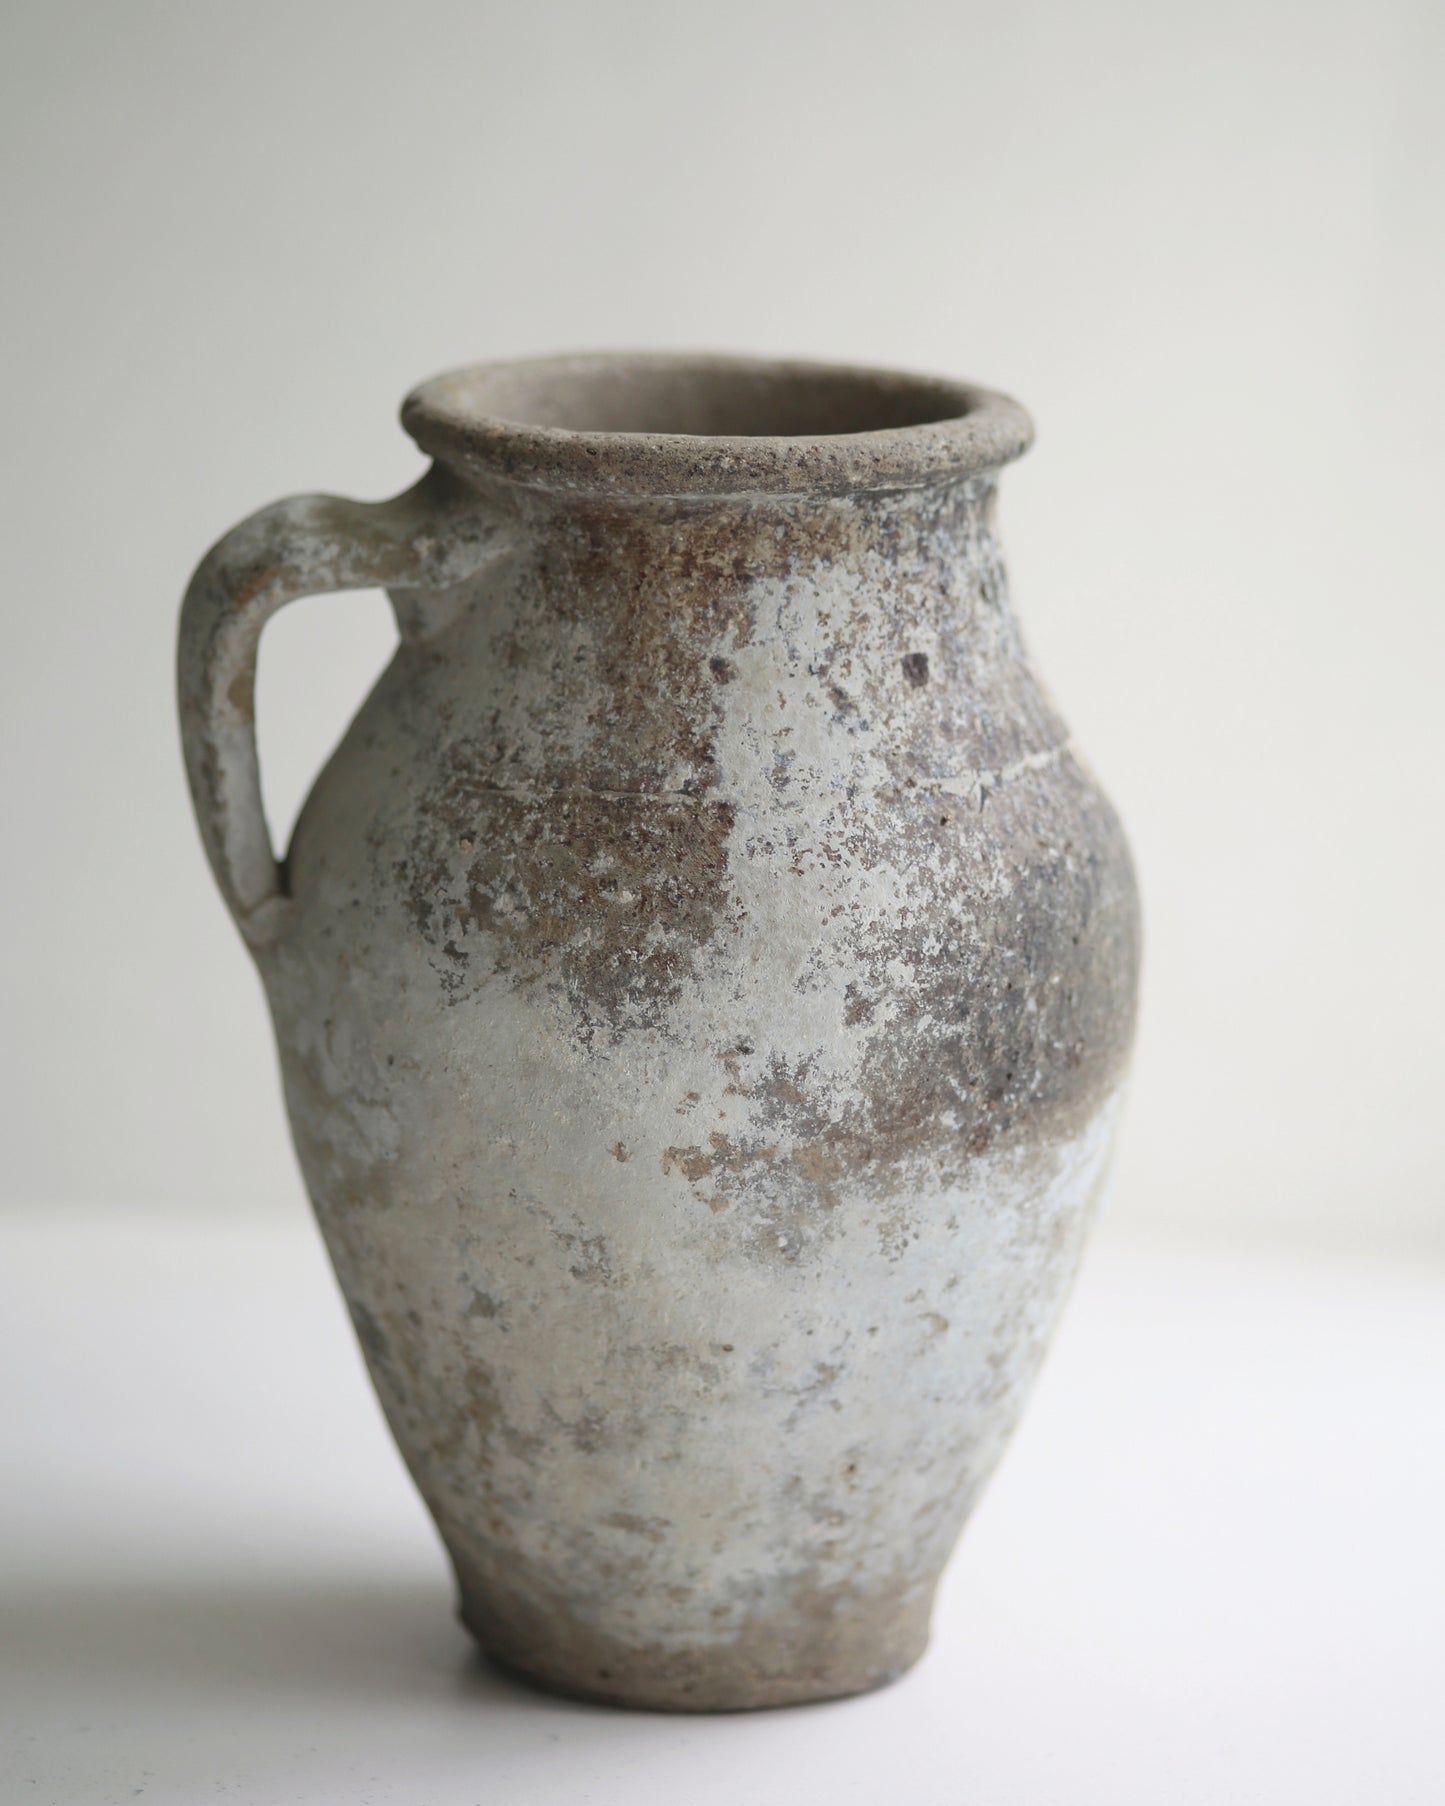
[2,0,1441,1253]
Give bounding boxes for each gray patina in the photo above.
[179,354,1140,1710]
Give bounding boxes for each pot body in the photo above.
[180,358,1140,1710]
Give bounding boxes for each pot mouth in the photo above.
[401,352,1032,499]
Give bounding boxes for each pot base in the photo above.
[457,1583,932,1714]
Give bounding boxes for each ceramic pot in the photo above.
[178,353,1140,1711]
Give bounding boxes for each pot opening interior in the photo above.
[444,357,972,440]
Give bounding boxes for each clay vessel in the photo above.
[178,353,1140,1710]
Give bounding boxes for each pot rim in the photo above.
[401,351,1033,500]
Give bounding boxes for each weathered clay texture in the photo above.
[178,354,1140,1711]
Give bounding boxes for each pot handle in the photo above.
[177,465,500,951]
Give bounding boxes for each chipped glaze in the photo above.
[178,354,1140,1710]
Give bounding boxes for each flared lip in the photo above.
[401,352,1033,499]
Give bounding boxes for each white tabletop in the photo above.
[4,1208,1442,1805]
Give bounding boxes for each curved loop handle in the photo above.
[178,465,501,951]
